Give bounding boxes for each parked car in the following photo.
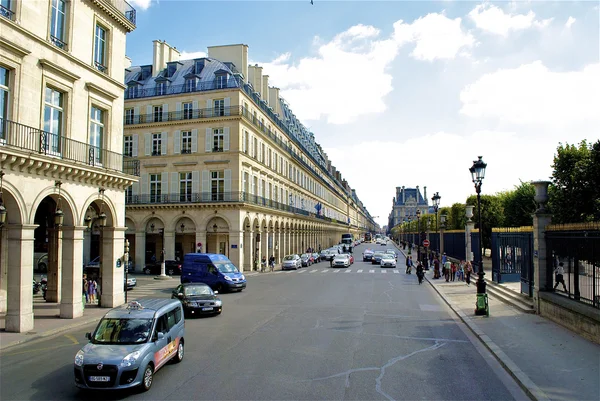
[181,253,246,293]
[125,276,137,290]
[143,260,182,276]
[282,254,301,270]
[332,254,351,268]
[172,283,222,317]
[74,299,185,392]
[320,250,335,261]
[312,253,321,263]
[385,249,398,260]
[363,249,374,262]
[300,254,313,267]
[371,252,385,264]
[380,255,397,268]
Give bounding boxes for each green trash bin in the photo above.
[475,293,489,316]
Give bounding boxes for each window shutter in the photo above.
[175,102,181,118]
[192,100,199,118]
[202,170,209,201]
[224,169,231,200]
[173,130,180,154]
[133,106,140,124]
[191,129,198,153]
[223,127,229,151]
[206,99,212,117]
[145,133,151,156]
[224,97,230,116]
[132,134,138,157]
[192,171,200,194]
[146,105,152,117]
[141,173,148,195]
[170,172,178,201]
[161,173,168,202]
[162,104,168,121]
[161,132,167,155]
[205,128,212,152]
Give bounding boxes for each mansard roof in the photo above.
[395,188,428,206]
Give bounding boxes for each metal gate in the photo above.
[491,228,534,296]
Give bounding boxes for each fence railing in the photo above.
[546,227,599,309]
[491,230,534,295]
[103,0,136,25]
[0,118,138,175]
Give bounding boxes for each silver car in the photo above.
[332,254,351,268]
[74,299,185,392]
[380,255,397,268]
[282,254,301,270]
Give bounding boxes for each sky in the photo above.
[125,0,600,228]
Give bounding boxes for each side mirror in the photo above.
[178,292,183,297]
[85,332,92,340]
[155,332,165,342]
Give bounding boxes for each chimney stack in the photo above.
[423,186,427,204]
[152,40,180,77]
[402,186,405,203]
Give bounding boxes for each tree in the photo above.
[449,203,466,230]
[501,182,536,227]
[466,194,504,250]
[549,140,600,223]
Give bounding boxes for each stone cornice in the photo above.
[0,148,137,191]
[0,37,31,58]
[89,0,136,32]
[40,59,81,82]
[85,82,120,101]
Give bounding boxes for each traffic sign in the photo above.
[423,239,430,247]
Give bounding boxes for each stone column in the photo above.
[46,227,63,303]
[276,229,281,263]
[195,230,206,253]
[164,230,175,260]
[532,181,552,314]
[99,227,125,308]
[229,231,243,269]
[6,224,36,332]
[60,226,85,318]
[0,224,9,314]
[135,231,146,273]
[243,230,251,271]
[465,206,474,262]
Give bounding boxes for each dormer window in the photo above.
[185,78,196,92]
[194,59,205,75]
[155,81,167,96]
[214,70,229,89]
[140,65,152,80]
[126,84,138,99]
[167,63,178,78]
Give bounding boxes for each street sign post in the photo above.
[423,239,430,247]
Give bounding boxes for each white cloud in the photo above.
[565,16,576,29]
[259,15,473,124]
[179,50,207,60]
[468,4,552,36]
[459,61,600,126]
[129,0,152,11]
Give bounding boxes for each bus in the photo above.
[341,233,353,253]
[364,233,372,243]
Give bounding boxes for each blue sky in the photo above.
[126,1,600,227]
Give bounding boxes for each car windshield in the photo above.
[215,261,238,273]
[92,318,153,345]
[184,285,212,296]
[301,254,309,258]
[283,255,295,261]
[373,253,384,258]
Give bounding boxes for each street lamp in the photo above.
[124,239,129,303]
[470,156,488,316]
[416,209,421,263]
[431,192,441,252]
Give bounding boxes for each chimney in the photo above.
[207,44,249,82]
[268,87,282,115]
[152,40,180,77]
[402,186,405,203]
[423,186,427,204]
[124,55,132,69]
[262,75,270,105]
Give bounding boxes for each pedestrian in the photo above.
[269,255,275,272]
[451,262,457,282]
[406,256,413,274]
[87,278,96,304]
[416,261,424,285]
[457,260,465,281]
[465,261,473,286]
[433,257,440,279]
[82,274,88,304]
[444,259,451,282]
[261,255,267,272]
[553,262,568,292]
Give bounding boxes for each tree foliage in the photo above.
[501,181,536,227]
[466,194,504,250]
[549,140,600,223]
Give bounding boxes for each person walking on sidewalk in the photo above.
[433,256,440,279]
[451,262,457,282]
[465,261,473,286]
[444,259,451,282]
[416,261,424,284]
[457,260,465,281]
[553,262,568,292]
[406,256,413,274]
[269,255,275,272]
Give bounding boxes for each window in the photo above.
[126,85,137,99]
[156,82,167,96]
[212,128,223,152]
[153,105,162,122]
[125,185,133,203]
[125,108,134,125]
[124,135,133,157]
[183,102,192,120]
[89,106,104,164]
[211,171,224,201]
[243,131,249,154]
[94,24,107,73]
[181,130,192,154]
[215,75,227,89]
[150,173,161,203]
[214,99,224,117]
[185,79,195,92]
[43,87,63,155]
[50,0,67,49]
[0,0,14,20]
[261,143,265,163]
[152,133,161,155]
[253,137,258,158]
[0,66,9,139]
[179,172,192,202]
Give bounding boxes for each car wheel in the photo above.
[144,268,151,275]
[173,340,184,363]
[140,364,154,392]
[167,268,175,275]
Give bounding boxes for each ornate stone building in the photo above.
[388,186,429,231]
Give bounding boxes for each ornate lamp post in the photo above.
[470,156,488,316]
[416,209,421,263]
[431,192,441,252]
[407,216,412,254]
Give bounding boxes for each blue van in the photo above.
[181,253,246,292]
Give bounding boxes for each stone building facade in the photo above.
[388,186,429,230]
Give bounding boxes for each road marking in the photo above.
[298,270,306,273]
[369,270,375,273]
[393,270,400,273]
[381,270,387,273]
[321,269,329,273]
[333,270,340,273]
[310,269,318,273]
[65,334,79,344]
[344,269,352,273]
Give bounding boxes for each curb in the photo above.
[0,314,101,353]
[423,274,550,401]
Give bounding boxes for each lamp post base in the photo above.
[155,261,171,280]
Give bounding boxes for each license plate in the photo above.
[89,376,110,382]
[202,307,213,311]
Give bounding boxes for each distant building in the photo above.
[388,186,429,230]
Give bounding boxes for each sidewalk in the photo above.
[0,296,108,352]
[396,245,600,401]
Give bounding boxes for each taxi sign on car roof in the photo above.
[126,301,144,311]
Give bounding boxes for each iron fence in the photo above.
[546,226,600,309]
[491,229,534,295]
[0,118,135,175]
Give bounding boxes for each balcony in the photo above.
[0,118,139,176]
[0,4,14,20]
[125,77,241,100]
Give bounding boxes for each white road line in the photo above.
[298,270,306,273]
[321,269,329,273]
[333,270,340,273]
[393,270,400,274]
[357,269,363,273]
[344,269,352,273]
[369,269,375,273]
[381,270,387,273]
[310,269,318,273]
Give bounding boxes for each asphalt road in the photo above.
[0,241,528,401]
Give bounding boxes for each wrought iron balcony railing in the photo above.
[0,4,14,20]
[105,0,136,24]
[125,78,240,100]
[0,118,139,176]
[126,191,348,224]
